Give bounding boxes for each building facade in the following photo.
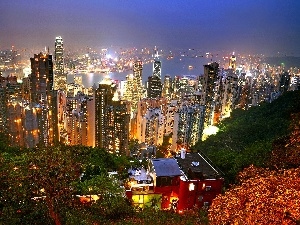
[54,36,67,92]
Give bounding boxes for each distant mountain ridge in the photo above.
[264,56,300,68]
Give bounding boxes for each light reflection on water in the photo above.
[67,57,212,88]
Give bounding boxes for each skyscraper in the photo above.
[132,60,144,111]
[147,60,162,99]
[30,53,54,104]
[94,78,130,155]
[153,60,161,78]
[54,36,66,92]
[229,53,236,71]
[29,52,58,146]
[203,62,219,128]
[94,79,116,148]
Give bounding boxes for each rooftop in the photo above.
[176,152,222,179]
[151,158,183,177]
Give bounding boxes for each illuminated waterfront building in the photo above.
[67,82,83,97]
[54,36,67,92]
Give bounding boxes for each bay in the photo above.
[67,56,213,88]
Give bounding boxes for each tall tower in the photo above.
[203,62,219,128]
[229,53,236,71]
[54,36,66,92]
[147,60,162,99]
[131,60,144,111]
[30,53,54,103]
[94,78,130,155]
[94,79,116,148]
[30,52,57,146]
[153,60,161,78]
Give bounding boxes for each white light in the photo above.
[203,125,219,136]
[189,183,195,191]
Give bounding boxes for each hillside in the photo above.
[193,90,300,185]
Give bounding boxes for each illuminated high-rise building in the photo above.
[202,62,219,128]
[94,79,116,147]
[229,53,236,71]
[29,52,58,146]
[147,60,162,99]
[123,74,134,102]
[153,60,161,78]
[132,60,144,111]
[219,69,239,119]
[162,75,172,99]
[147,76,162,99]
[104,100,130,155]
[135,98,168,146]
[54,36,66,92]
[65,93,89,145]
[172,103,205,150]
[94,78,130,155]
[30,53,54,103]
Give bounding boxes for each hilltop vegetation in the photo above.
[193,90,300,185]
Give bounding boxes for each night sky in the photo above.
[1,0,300,55]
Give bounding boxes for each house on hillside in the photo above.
[125,151,224,212]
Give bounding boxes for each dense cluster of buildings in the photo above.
[0,37,299,156]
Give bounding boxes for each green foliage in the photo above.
[193,90,300,185]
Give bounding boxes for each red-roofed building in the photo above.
[125,152,224,212]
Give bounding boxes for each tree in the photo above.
[208,165,300,225]
[0,146,82,225]
[27,146,81,225]
[269,112,300,169]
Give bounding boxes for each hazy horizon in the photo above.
[1,0,300,56]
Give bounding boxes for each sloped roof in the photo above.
[176,152,221,179]
[151,158,182,177]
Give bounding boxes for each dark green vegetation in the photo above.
[193,90,300,185]
[0,144,208,225]
[0,145,134,224]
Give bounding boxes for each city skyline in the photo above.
[1,0,300,56]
